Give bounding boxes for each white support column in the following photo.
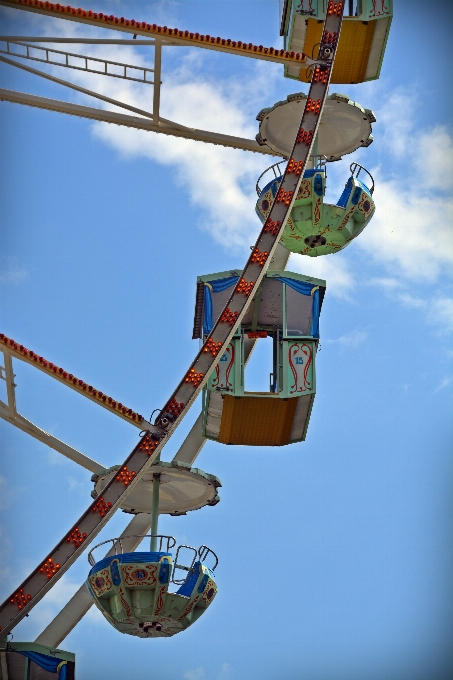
[34,512,152,647]
[153,39,162,125]
[1,351,16,418]
[0,89,278,156]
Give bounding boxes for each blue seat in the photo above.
[337,178,353,207]
[336,177,371,208]
[176,562,201,597]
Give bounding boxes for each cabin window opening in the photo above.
[243,335,276,394]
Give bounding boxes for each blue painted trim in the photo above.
[110,559,121,586]
[203,276,239,334]
[159,557,171,584]
[314,174,323,196]
[89,552,171,576]
[355,178,371,195]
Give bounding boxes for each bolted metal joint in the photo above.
[155,411,175,430]
[319,44,335,61]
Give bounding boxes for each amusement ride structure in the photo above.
[0,0,392,677]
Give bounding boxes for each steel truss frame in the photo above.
[0,39,157,84]
[0,0,317,153]
[0,0,346,642]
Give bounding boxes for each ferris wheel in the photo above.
[0,1,393,677]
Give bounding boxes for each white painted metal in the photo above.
[1,351,17,419]
[258,95,374,160]
[0,1,315,68]
[0,36,159,45]
[153,39,161,124]
[0,342,153,430]
[93,463,219,515]
[0,54,191,131]
[0,399,102,472]
[0,40,156,84]
[0,88,278,155]
[172,413,205,466]
[34,512,152,648]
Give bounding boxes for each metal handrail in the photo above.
[256,161,286,196]
[198,545,219,571]
[172,545,197,585]
[350,162,375,195]
[256,156,327,197]
[313,154,328,175]
[87,534,176,567]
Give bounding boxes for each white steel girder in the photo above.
[0,88,279,155]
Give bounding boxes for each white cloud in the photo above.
[217,663,232,680]
[428,296,453,333]
[23,19,279,252]
[0,475,22,510]
[368,277,401,290]
[327,330,368,349]
[0,258,28,285]
[415,126,453,191]
[183,665,231,680]
[359,90,453,282]
[395,292,453,334]
[434,377,452,393]
[357,176,453,281]
[184,668,205,680]
[94,123,264,250]
[396,292,426,309]
[289,252,355,300]
[86,59,274,250]
[376,89,416,159]
[66,475,86,492]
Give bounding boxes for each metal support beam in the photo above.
[0,88,278,155]
[150,475,160,552]
[0,1,314,71]
[0,40,156,85]
[34,512,152,647]
[0,36,159,45]
[0,400,103,472]
[152,39,161,125]
[0,53,190,131]
[1,351,17,418]
[0,336,155,431]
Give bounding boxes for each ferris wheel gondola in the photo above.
[87,535,218,638]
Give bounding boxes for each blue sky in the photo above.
[0,2,452,679]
